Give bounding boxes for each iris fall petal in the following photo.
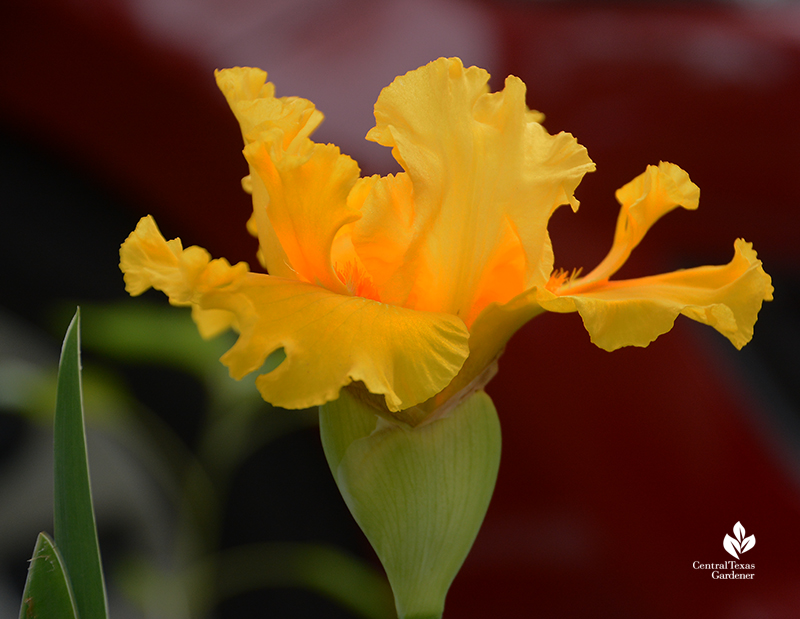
[540,239,773,351]
[203,274,470,411]
[120,216,469,412]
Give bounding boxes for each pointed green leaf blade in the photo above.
[18,532,79,619]
[53,309,109,619]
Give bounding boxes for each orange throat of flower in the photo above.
[336,261,381,301]
[545,267,583,294]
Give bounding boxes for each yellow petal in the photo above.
[199,274,470,411]
[119,215,247,300]
[244,139,362,294]
[581,162,700,284]
[364,57,594,322]
[214,67,323,148]
[119,215,248,338]
[219,69,362,293]
[216,67,331,281]
[121,215,469,410]
[539,239,773,351]
[120,214,184,298]
[349,173,416,303]
[248,160,296,279]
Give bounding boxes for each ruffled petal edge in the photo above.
[539,239,773,351]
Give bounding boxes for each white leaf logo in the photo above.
[723,534,741,559]
[724,522,755,559]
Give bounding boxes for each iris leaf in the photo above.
[53,309,109,619]
[18,532,79,619]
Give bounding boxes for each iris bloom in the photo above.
[120,58,772,426]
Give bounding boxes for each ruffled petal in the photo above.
[119,215,248,338]
[121,215,469,410]
[349,172,416,304]
[244,139,362,294]
[539,239,773,351]
[363,57,594,322]
[580,162,700,284]
[214,67,323,148]
[199,274,470,411]
[248,159,296,280]
[216,67,333,281]
[217,68,364,294]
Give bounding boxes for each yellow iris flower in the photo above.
[120,57,773,425]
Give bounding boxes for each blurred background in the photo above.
[1,0,799,617]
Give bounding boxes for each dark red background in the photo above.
[1,2,798,618]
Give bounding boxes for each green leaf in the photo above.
[319,389,501,619]
[18,533,79,619]
[53,309,109,619]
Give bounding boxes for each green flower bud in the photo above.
[319,388,501,619]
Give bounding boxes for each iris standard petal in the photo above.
[216,67,329,281]
[363,57,594,322]
[200,274,470,412]
[539,239,773,351]
[214,67,323,148]
[349,173,416,304]
[247,152,296,280]
[244,139,362,295]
